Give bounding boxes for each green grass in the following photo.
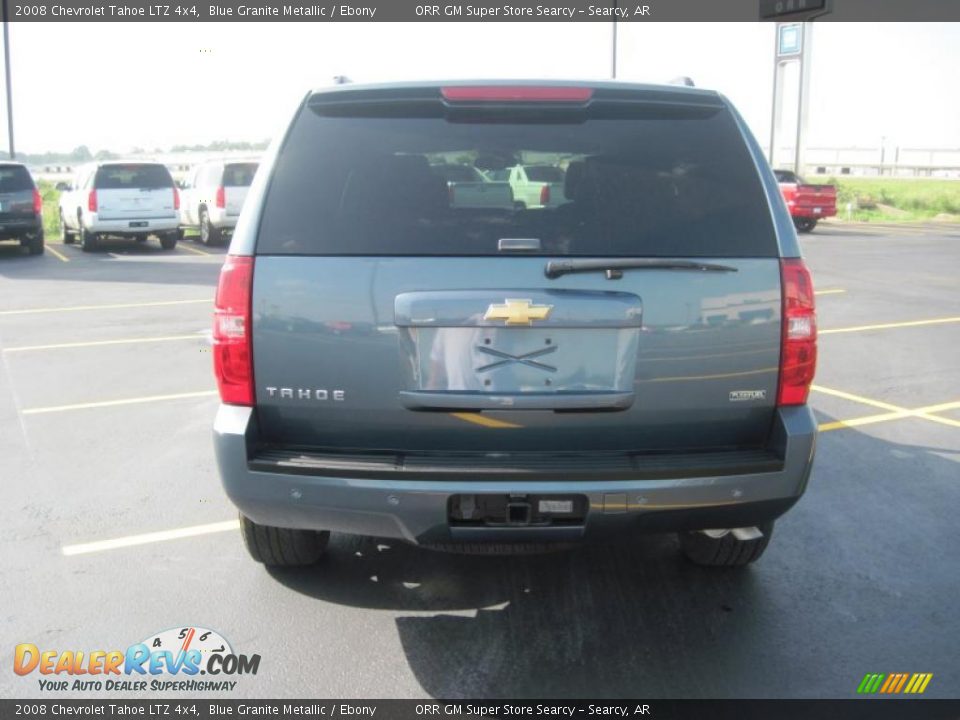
[38,181,61,238]
[804,177,960,223]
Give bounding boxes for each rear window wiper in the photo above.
[544,258,738,279]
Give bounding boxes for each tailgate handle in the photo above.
[498,238,541,252]
[399,390,634,411]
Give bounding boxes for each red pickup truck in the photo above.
[774,170,837,233]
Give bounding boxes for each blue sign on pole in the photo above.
[778,23,802,56]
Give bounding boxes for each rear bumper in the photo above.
[214,405,816,544]
[792,206,837,219]
[85,215,179,234]
[0,217,42,238]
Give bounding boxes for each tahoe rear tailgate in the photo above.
[249,85,783,456]
[94,164,177,220]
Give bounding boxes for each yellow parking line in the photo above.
[0,298,210,316]
[815,393,960,432]
[820,316,960,335]
[451,412,523,429]
[22,390,217,415]
[178,243,212,256]
[814,289,845,296]
[45,245,70,263]
[811,385,902,412]
[4,334,199,353]
[62,519,240,556]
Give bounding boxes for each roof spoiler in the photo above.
[669,76,696,87]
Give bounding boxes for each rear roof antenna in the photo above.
[669,76,695,87]
[332,75,352,85]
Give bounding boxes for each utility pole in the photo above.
[2,0,13,159]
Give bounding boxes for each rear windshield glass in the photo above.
[257,103,776,257]
[224,163,258,187]
[0,166,34,192]
[94,164,173,190]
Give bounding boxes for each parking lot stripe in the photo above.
[3,334,199,353]
[0,298,210,316]
[820,316,960,335]
[815,289,845,296]
[45,245,70,263]
[62,519,240,556]
[451,412,523,429]
[815,392,960,432]
[178,244,212,256]
[812,385,902,412]
[22,390,217,415]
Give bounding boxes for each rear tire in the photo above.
[679,522,774,567]
[60,213,75,244]
[794,218,817,233]
[159,233,178,250]
[79,225,98,252]
[199,208,221,246]
[25,233,44,256]
[239,514,330,567]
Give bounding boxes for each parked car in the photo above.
[180,160,259,245]
[213,81,818,569]
[489,164,566,208]
[0,162,44,255]
[58,162,181,251]
[430,163,514,209]
[774,169,837,233]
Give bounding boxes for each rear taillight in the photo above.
[778,258,817,406]
[32,189,42,215]
[539,185,551,206]
[87,190,97,213]
[213,255,255,406]
[441,86,593,103]
[215,186,226,209]
[173,187,180,211]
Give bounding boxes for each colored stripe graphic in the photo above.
[857,673,932,694]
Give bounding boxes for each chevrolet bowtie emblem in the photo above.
[484,298,553,326]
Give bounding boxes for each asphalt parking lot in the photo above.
[1,223,958,700]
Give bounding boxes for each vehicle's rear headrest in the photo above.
[564,161,587,202]
[341,154,448,216]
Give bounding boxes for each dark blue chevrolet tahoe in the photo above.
[213,81,818,568]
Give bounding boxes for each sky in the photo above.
[1,22,958,155]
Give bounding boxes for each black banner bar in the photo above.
[4,700,960,720]
[5,0,960,21]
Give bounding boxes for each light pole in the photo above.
[611,5,618,79]
[2,0,13,159]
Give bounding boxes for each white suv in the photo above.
[179,160,259,245]
[58,162,181,251]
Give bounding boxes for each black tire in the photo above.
[60,213,75,244]
[159,233,178,250]
[794,218,816,233]
[199,208,222,246]
[79,225,98,252]
[239,514,330,567]
[679,522,774,567]
[25,233,44,256]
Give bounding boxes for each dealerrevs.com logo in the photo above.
[14,626,260,693]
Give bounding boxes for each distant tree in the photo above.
[70,145,93,162]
